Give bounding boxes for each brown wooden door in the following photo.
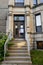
[14,21,25,38]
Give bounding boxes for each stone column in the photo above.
[24,0,33,7]
[41,11,43,32]
[38,0,40,4]
[25,0,30,39]
[26,13,31,50]
[24,0,31,50]
[6,11,13,36]
[24,0,30,6]
[26,12,30,39]
[30,0,33,7]
[8,0,14,6]
[6,0,14,37]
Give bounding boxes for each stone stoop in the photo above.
[1,40,32,65]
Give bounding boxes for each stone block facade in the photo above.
[0,0,43,49]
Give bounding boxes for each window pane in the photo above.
[40,0,43,3]
[15,0,24,6]
[15,3,24,6]
[14,16,24,21]
[20,25,23,28]
[36,26,42,32]
[36,14,41,26]
[35,14,42,32]
[19,17,24,20]
[33,0,37,5]
[15,0,24,3]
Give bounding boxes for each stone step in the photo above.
[14,39,25,40]
[1,40,32,65]
[2,60,32,64]
[9,47,27,50]
[8,53,30,56]
[5,56,31,60]
[11,45,27,47]
[11,41,27,47]
[11,41,26,45]
[8,52,29,54]
[12,40,26,43]
[8,50,28,53]
[1,64,32,65]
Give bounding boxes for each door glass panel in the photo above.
[19,29,24,33]
[20,25,23,28]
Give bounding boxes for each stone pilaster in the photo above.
[38,0,40,4]
[24,0,30,6]
[30,0,33,7]
[41,11,43,32]
[8,0,14,7]
[6,0,13,36]
[6,12,13,36]
[25,6,30,48]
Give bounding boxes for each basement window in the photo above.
[37,41,43,49]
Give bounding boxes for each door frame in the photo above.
[13,15,25,39]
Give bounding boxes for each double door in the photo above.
[14,21,25,38]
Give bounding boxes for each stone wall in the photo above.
[0,0,8,33]
[32,4,43,49]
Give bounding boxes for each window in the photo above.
[15,0,24,6]
[37,41,43,49]
[33,0,37,5]
[40,0,43,3]
[35,14,42,32]
[14,16,24,21]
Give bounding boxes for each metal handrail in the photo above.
[4,31,12,60]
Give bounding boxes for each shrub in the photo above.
[0,34,7,62]
[0,33,3,39]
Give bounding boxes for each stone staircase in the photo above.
[1,40,32,65]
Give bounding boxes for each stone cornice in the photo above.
[8,11,13,16]
[8,4,31,9]
[25,11,30,16]
[32,3,43,9]
[8,3,43,9]
[24,5,31,9]
[8,5,14,7]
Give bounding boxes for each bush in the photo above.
[0,33,7,62]
[0,33,3,39]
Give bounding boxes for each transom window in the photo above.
[15,0,24,6]
[15,0,24,3]
[14,16,24,21]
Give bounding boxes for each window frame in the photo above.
[15,0,24,7]
[35,13,42,33]
[14,15,25,21]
